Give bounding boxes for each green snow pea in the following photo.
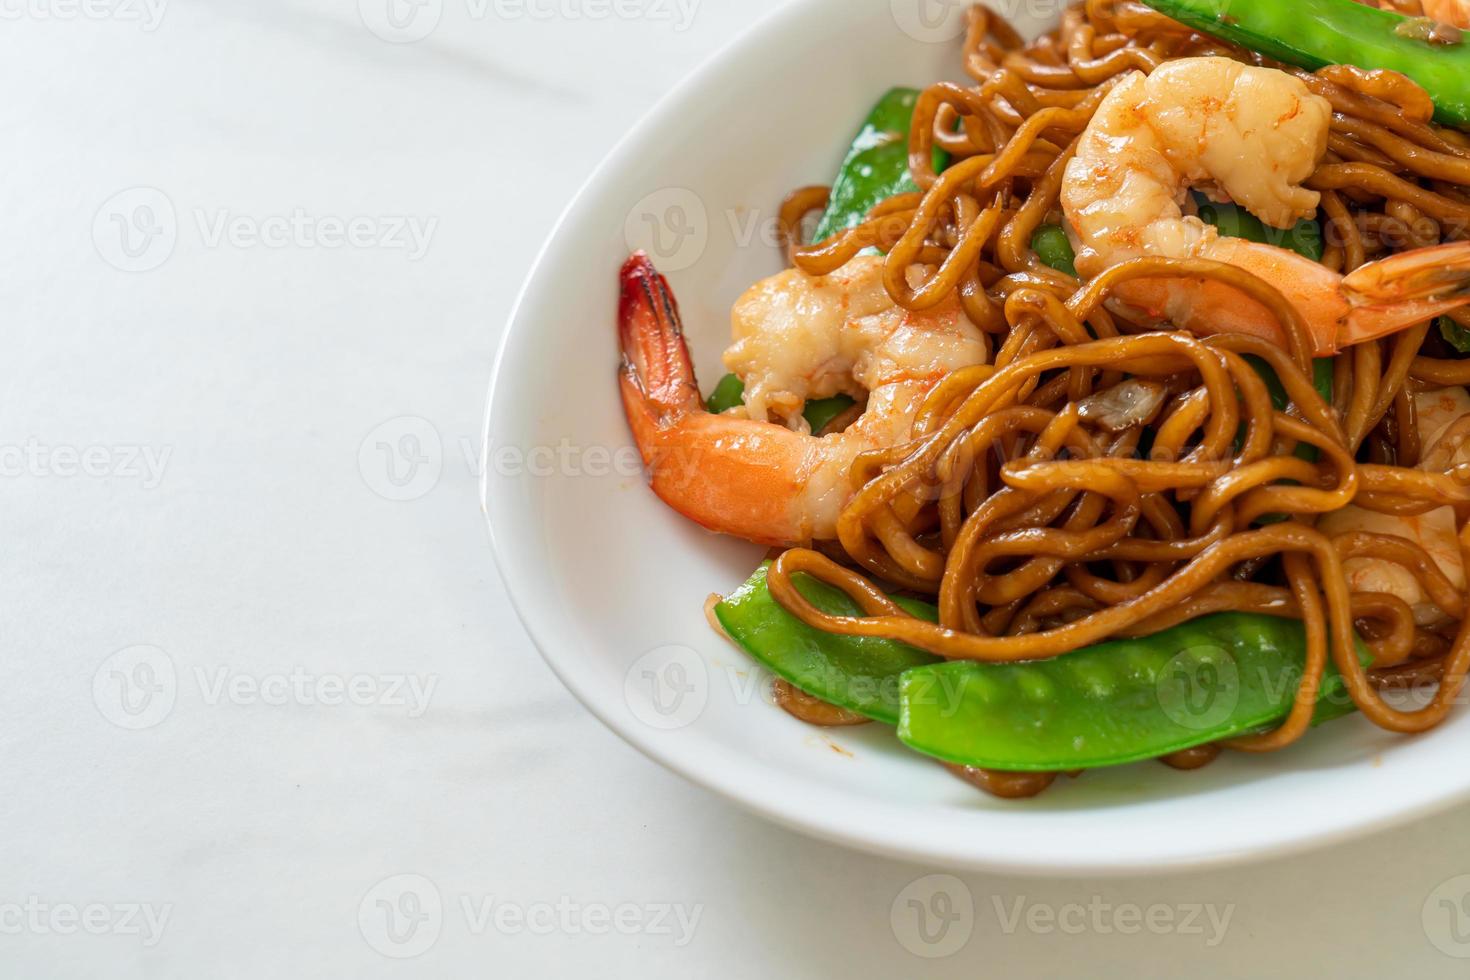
[710,90,951,431]
[1031,224,1078,277]
[705,373,746,415]
[811,87,949,244]
[1141,0,1470,129]
[1195,196,1325,262]
[899,613,1371,771]
[1245,354,1335,412]
[714,564,941,724]
[705,374,856,433]
[1026,219,1333,454]
[1235,355,1333,484]
[799,395,857,434]
[1029,196,1321,282]
[1190,195,1335,439]
[1439,316,1470,353]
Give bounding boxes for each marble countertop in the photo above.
[8,0,1470,975]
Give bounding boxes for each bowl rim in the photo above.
[481,0,1470,876]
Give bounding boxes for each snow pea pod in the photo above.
[1141,0,1470,129]
[1440,316,1470,353]
[708,91,941,432]
[1032,205,1332,430]
[1028,218,1332,455]
[714,564,941,724]
[899,613,1371,771]
[1244,355,1334,411]
[1031,199,1320,282]
[705,373,746,415]
[1233,356,1332,488]
[1031,225,1078,277]
[811,87,948,244]
[705,374,855,433]
[1195,196,1324,262]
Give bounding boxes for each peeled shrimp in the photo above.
[722,255,987,430]
[1061,57,1470,356]
[618,253,985,546]
[1318,386,1470,625]
[1422,0,1470,28]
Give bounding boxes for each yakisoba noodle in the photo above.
[758,1,1470,794]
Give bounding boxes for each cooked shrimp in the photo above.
[723,255,987,430]
[1061,57,1470,357]
[1318,386,1470,625]
[1422,0,1470,28]
[618,253,985,545]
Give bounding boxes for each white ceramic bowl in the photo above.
[484,0,1470,875]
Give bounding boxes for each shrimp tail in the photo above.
[1194,239,1470,356]
[1343,242,1470,307]
[616,252,812,546]
[618,251,704,462]
[1340,241,1470,348]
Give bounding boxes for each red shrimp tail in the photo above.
[1339,241,1470,349]
[618,252,704,422]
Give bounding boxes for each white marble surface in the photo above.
[8,0,1470,975]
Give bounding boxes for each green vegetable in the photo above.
[899,613,1371,771]
[1440,315,1470,353]
[1239,355,1333,518]
[812,88,949,244]
[1315,356,1335,402]
[1243,355,1334,413]
[1196,192,1330,457]
[714,564,941,724]
[1030,193,1322,281]
[802,395,856,434]
[1141,0,1470,129]
[715,566,1369,770]
[1031,224,1078,276]
[705,373,746,414]
[1196,196,1324,262]
[705,374,857,433]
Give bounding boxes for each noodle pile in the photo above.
[767,0,1470,793]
